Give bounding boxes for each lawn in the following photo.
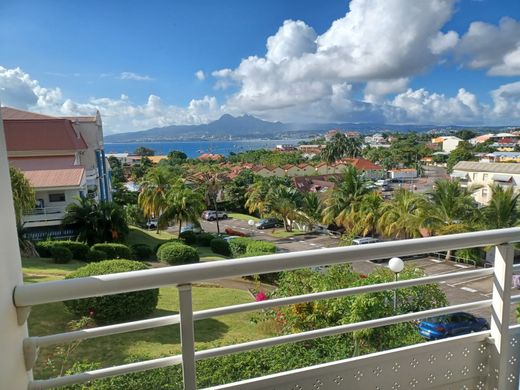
[269,229,308,239]
[228,213,260,222]
[23,257,267,379]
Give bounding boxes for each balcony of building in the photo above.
[1,228,518,390]
[22,206,66,228]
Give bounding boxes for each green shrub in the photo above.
[197,232,216,246]
[131,244,153,260]
[35,240,54,257]
[86,249,109,262]
[92,243,132,259]
[154,239,183,255]
[179,230,198,245]
[64,260,159,324]
[229,237,253,257]
[158,243,199,265]
[50,245,73,264]
[246,240,276,254]
[238,250,280,284]
[210,238,231,256]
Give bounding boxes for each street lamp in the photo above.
[248,219,255,236]
[388,257,404,311]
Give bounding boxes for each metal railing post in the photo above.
[178,284,196,390]
[487,244,515,389]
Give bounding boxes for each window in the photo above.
[49,193,66,202]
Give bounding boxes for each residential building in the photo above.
[1,106,111,235]
[451,161,520,205]
[431,136,463,153]
[480,152,520,163]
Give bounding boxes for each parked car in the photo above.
[375,179,390,187]
[146,219,158,229]
[202,210,228,221]
[255,218,283,229]
[418,312,489,340]
[180,224,203,234]
[352,237,380,245]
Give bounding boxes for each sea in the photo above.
[104,139,305,158]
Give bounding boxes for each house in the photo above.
[293,174,341,198]
[481,152,520,163]
[451,161,520,205]
[1,106,111,236]
[431,136,463,153]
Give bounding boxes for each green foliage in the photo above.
[91,243,132,259]
[455,247,485,266]
[108,156,125,185]
[130,244,153,260]
[229,237,253,257]
[246,240,277,254]
[446,141,478,172]
[64,260,159,324]
[321,133,362,163]
[157,242,200,265]
[35,240,89,261]
[50,245,73,264]
[9,165,36,224]
[131,156,153,181]
[210,238,231,256]
[133,146,155,157]
[124,204,147,226]
[482,185,520,229]
[35,241,54,257]
[223,170,256,213]
[197,232,216,246]
[179,230,198,244]
[86,249,109,262]
[228,149,304,166]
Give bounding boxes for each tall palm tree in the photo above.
[9,166,35,224]
[322,166,371,227]
[321,134,362,163]
[355,192,384,237]
[265,185,302,232]
[138,168,173,233]
[483,185,520,229]
[298,192,324,231]
[160,180,205,235]
[378,189,427,239]
[245,178,272,217]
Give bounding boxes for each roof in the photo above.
[198,153,223,161]
[1,107,56,120]
[23,168,85,188]
[148,155,168,164]
[453,161,520,174]
[60,116,96,122]
[9,156,76,170]
[3,119,88,151]
[349,158,383,171]
[495,132,519,138]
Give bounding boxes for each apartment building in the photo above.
[451,161,520,205]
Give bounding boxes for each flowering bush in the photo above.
[255,291,267,301]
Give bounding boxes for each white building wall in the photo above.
[0,111,31,387]
[455,170,520,205]
[442,137,462,153]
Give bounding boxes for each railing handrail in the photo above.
[24,206,66,215]
[13,228,520,307]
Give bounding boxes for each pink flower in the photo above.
[255,291,267,301]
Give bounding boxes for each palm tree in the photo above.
[138,168,173,233]
[320,134,362,163]
[9,166,35,224]
[322,166,371,227]
[265,185,302,232]
[355,192,384,237]
[425,179,480,260]
[245,178,273,217]
[160,181,205,235]
[298,192,324,231]
[482,185,520,229]
[97,201,130,242]
[378,189,427,239]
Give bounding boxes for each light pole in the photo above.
[248,219,255,236]
[388,257,404,311]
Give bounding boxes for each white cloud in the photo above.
[455,17,520,76]
[213,0,457,121]
[429,30,459,55]
[491,81,520,120]
[119,72,154,81]
[195,70,206,80]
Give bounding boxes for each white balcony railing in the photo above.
[12,228,520,390]
[22,207,66,226]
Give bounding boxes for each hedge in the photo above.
[246,240,276,254]
[157,243,199,265]
[238,250,280,284]
[63,260,159,324]
[153,239,183,255]
[179,230,198,245]
[197,232,216,246]
[131,244,153,260]
[210,238,231,256]
[86,249,109,262]
[91,243,132,259]
[228,237,253,257]
[50,245,73,264]
[35,240,89,260]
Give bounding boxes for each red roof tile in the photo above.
[23,168,85,188]
[350,158,383,171]
[3,119,87,151]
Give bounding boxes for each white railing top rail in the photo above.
[13,228,520,307]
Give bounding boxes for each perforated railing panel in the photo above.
[209,332,493,390]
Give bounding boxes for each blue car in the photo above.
[418,312,489,340]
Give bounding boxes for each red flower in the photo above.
[255,291,267,301]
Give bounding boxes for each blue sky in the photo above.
[1,0,520,133]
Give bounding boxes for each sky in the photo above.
[1,0,520,133]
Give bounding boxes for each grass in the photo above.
[228,213,260,222]
[269,229,308,239]
[126,226,176,248]
[23,257,268,379]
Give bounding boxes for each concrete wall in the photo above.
[0,111,31,386]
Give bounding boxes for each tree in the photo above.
[9,166,35,224]
[108,156,125,185]
[298,192,324,231]
[320,133,362,163]
[138,168,173,233]
[160,180,205,235]
[322,166,371,227]
[133,146,155,157]
[353,192,384,237]
[482,185,520,229]
[167,150,187,161]
[131,156,153,181]
[62,198,129,245]
[245,176,289,217]
[378,189,427,239]
[265,185,303,232]
[446,141,477,172]
[224,170,256,213]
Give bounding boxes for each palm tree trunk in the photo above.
[213,196,221,235]
[445,249,452,262]
[178,220,182,238]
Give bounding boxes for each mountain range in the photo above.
[104,114,509,143]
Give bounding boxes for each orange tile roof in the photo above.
[4,119,88,151]
[23,167,85,188]
[9,156,76,170]
[349,158,383,171]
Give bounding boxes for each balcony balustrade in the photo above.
[7,228,520,389]
[22,206,66,227]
